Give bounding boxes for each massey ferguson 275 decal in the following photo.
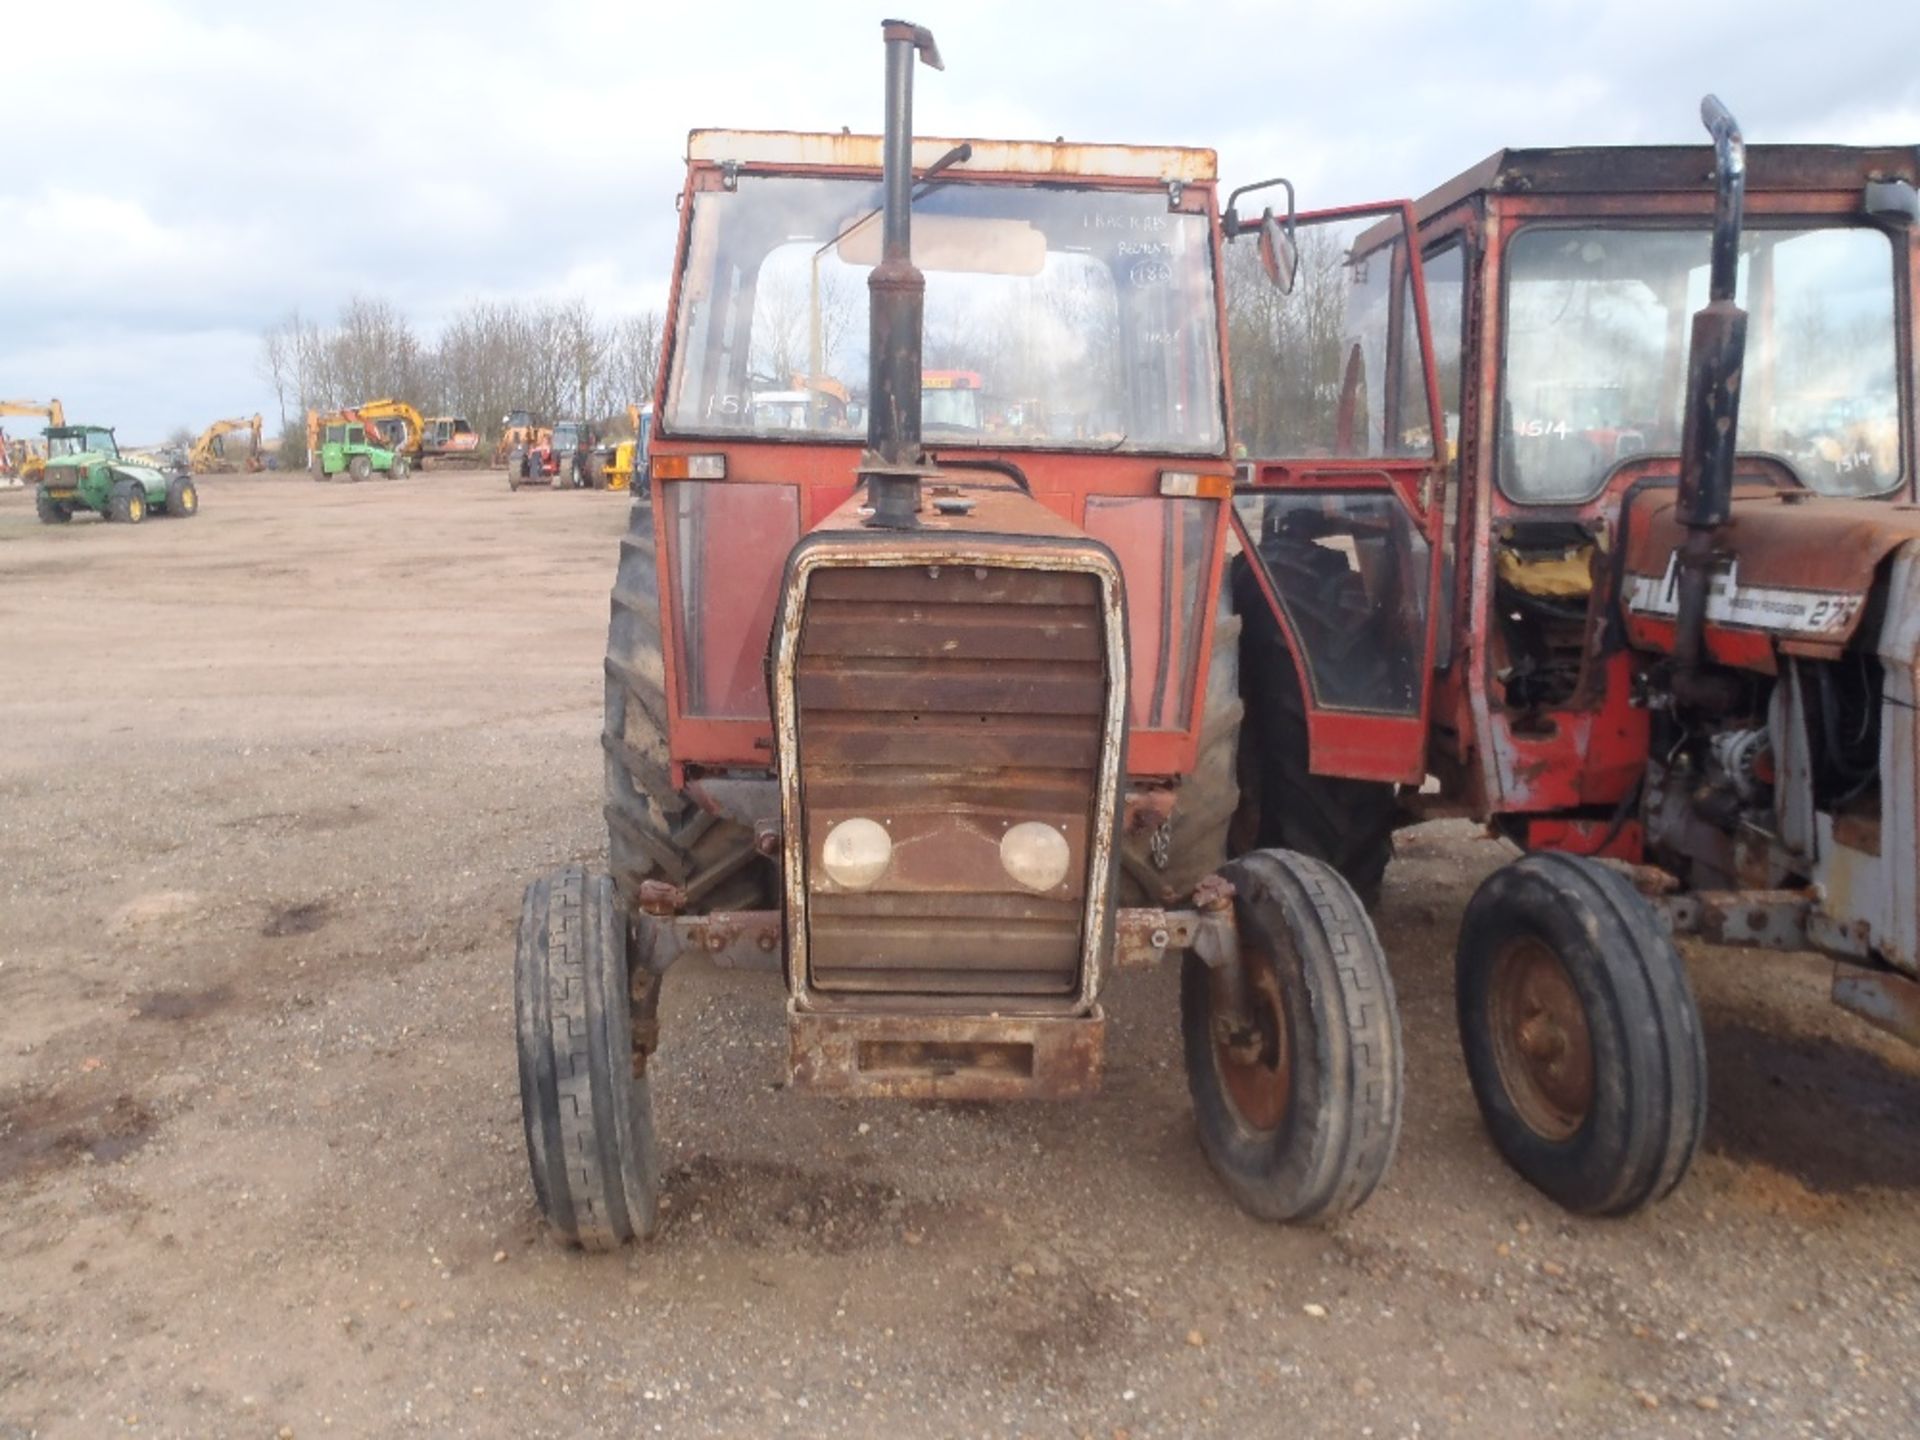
[1627,551,1864,639]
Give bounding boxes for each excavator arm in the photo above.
[353,399,425,457]
[189,414,263,473]
[0,400,64,482]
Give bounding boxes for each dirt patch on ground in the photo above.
[0,1090,157,1183]
[260,899,332,937]
[4,474,1919,1438]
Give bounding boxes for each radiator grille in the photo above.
[795,564,1108,999]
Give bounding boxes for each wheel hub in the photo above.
[1488,936,1594,1141]
[1212,941,1292,1133]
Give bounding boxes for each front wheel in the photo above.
[165,475,199,517]
[1455,852,1706,1216]
[109,480,148,524]
[514,865,659,1248]
[347,454,372,482]
[35,486,72,524]
[1181,848,1404,1223]
[390,455,411,479]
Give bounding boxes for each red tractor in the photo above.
[511,20,1422,1248]
[508,420,602,489]
[1233,100,1920,1213]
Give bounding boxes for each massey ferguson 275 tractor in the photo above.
[1234,100,1920,1214]
[512,20,1414,1247]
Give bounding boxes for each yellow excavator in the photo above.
[0,398,64,484]
[189,413,264,473]
[352,398,425,459]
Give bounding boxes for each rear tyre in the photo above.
[1181,848,1403,1223]
[514,865,659,1249]
[604,492,767,909]
[1119,575,1242,904]
[1455,852,1706,1216]
[165,476,199,517]
[506,448,525,491]
[109,480,147,524]
[35,486,72,524]
[348,454,372,482]
[390,455,411,479]
[1233,557,1397,908]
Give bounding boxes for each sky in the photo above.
[5,0,1918,443]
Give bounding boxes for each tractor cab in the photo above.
[45,425,119,460]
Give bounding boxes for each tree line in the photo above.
[256,297,663,461]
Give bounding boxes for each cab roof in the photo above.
[1412,142,1920,225]
[687,129,1216,183]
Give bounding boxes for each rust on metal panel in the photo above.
[1406,143,1920,228]
[771,486,1131,1016]
[788,1007,1105,1100]
[632,909,783,974]
[1832,965,1920,1048]
[1112,905,1205,968]
[1621,487,1920,651]
[1658,889,1813,951]
[687,129,1217,182]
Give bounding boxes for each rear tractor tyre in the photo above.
[1232,557,1397,908]
[604,493,767,910]
[109,480,147,524]
[390,456,411,480]
[514,865,659,1249]
[35,486,72,524]
[506,448,525,490]
[1181,848,1404,1224]
[165,475,199,517]
[1455,852,1706,1216]
[348,454,372,482]
[1119,574,1242,904]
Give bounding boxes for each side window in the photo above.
[1233,490,1430,716]
[1227,209,1432,460]
[1412,241,1467,668]
[1405,244,1465,465]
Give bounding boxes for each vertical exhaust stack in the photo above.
[862,18,943,529]
[1671,95,1748,703]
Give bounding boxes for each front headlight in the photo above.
[1000,821,1071,892]
[821,817,892,889]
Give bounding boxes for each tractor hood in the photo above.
[1621,484,1920,662]
[108,460,167,487]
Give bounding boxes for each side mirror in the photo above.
[1258,208,1299,294]
[1866,178,1920,226]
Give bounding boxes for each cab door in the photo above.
[1226,200,1448,785]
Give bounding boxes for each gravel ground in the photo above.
[3,471,1919,1438]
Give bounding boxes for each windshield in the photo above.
[666,174,1225,454]
[47,430,114,458]
[1502,224,1902,501]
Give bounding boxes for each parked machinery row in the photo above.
[511,17,1920,1251]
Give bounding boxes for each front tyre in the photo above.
[1181,848,1404,1223]
[347,454,372,482]
[390,455,411,479]
[1455,852,1706,1216]
[514,865,659,1249]
[165,475,199,517]
[109,480,148,524]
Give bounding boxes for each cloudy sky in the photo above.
[6,0,1917,442]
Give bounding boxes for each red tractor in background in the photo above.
[508,419,603,489]
[1233,100,1920,1213]
[510,19,1428,1249]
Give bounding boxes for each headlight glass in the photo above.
[999,821,1071,892]
[821,817,892,889]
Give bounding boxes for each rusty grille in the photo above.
[795,564,1108,1000]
